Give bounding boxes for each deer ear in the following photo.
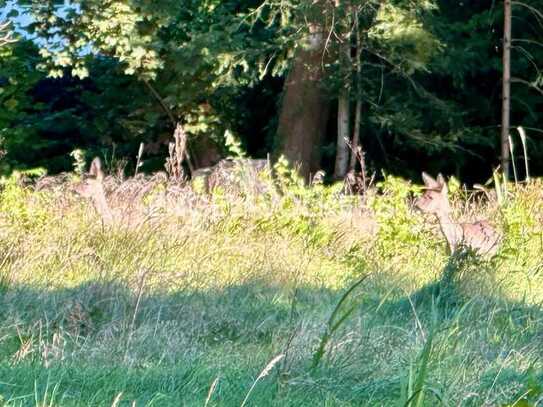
[89,157,104,180]
[436,173,447,193]
[422,172,438,188]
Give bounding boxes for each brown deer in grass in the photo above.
[73,157,113,224]
[415,172,500,256]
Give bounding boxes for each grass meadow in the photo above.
[0,167,542,406]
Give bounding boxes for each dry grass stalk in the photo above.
[165,123,188,181]
[241,354,284,407]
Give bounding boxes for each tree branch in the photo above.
[142,79,196,172]
[142,79,177,127]
[511,77,543,96]
[0,20,17,48]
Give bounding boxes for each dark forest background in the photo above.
[0,0,542,184]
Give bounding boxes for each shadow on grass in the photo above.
[0,257,542,406]
[338,251,543,405]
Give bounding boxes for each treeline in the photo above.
[0,0,542,183]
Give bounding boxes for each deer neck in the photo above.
[435,210,462,252]
[91,184,113,224]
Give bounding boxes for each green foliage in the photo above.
[30,0,279,99]
[0,169,47,229]
[224,129,247,159]
[368,3,442,74]
[0,41,44,173]
[34,1,161,80]
[369,174,428,256]
[499,181,541,270]
[398,331,436,407]
[273,155,303,189]
[270,158,353,246]
[69,149,86,176]
[509,366,543,407]
[202,157,349,250]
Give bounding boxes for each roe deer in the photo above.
[415,172,500,256]
[191,158,269,194]
[73,157,113,224]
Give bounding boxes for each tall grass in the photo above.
[0,171,542,405]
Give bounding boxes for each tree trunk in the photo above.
[351,100,366,175]
[349,7,366,183]
[501,0,512,179]
[334,90,351,179]
[335,90,350,178]
[276,24,330,180]
[333,0,351,179]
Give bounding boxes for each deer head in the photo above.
[73,157,105,198]
[414,172,452,216]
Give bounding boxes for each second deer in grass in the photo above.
[415,172,500,256]
[73,157,113,224]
